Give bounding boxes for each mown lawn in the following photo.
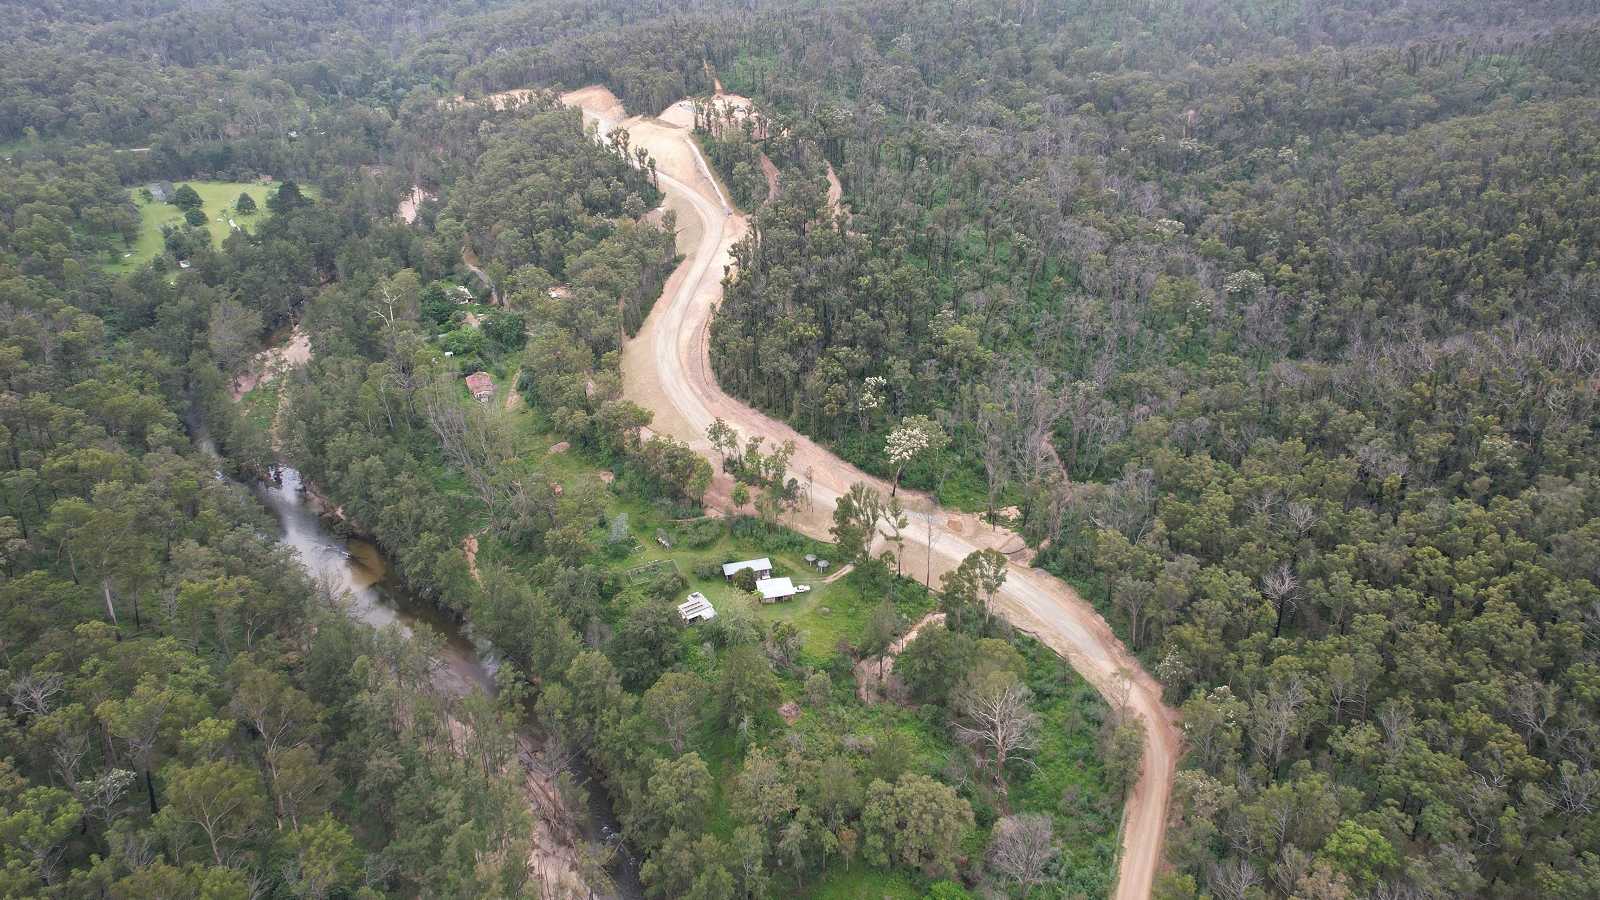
[105,180,317,273]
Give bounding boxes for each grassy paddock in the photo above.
[106,180,315,272]
[805,865,922,898]
[237,381,281,433]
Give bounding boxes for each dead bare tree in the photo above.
[953,672,1040,794]
[1209,857,1263,900]
[1551,760,1600,819]
[1092,467,1157,543]
[1262,562,1299,638]
[979,362,1074,514]
[1271,846,1313,897]
[1285,500,1318,536]
[8,671,63,718]
[987,813,1057,895]
[1505,675,1559,748]
[1250,677,1310,770]
[978,398,1013,521]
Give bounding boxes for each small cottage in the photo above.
[754,577,798,604]
[465,371,495,402]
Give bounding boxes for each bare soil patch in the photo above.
[398,185,433,224]
[231,324,311,399]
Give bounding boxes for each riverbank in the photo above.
[220,313,641,897]
[251,465,641,898]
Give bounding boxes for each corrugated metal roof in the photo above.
[678,592,716,621]
[755,577,796,600]
[722,557,772,577]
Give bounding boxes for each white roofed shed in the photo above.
[721,557,773,580]
[754,577,797,603]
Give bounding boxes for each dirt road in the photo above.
[824,162,844,217]
[561,86,1179,900]
[460,245,499,304]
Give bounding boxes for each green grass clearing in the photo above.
[804,865,923,899]
[104,180,317,273]
[238,381,282,433]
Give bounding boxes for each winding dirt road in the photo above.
[560,86,1180,900]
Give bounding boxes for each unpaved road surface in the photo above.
[824,162,844,217]
[561,86,1179,900]
[460,245,499,305]
[855,610,946,704]
[759,153,780,203]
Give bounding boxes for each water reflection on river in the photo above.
[251,466,642,898]
[254,467,494,697]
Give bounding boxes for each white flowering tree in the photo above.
[885,414,948,496]
[1223,269,1265,296]
[855,375,888,431]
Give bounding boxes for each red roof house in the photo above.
[465,371,495,402]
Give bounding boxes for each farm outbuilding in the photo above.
[722,557,773,580]
[465,371,495,402]
[754,577,797,603]
[678,592,716,622]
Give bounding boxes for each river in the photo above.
[255,467,493,696]
[253,466,643,898]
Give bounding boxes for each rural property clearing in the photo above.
[107,180,313,273]
[560,84,1181,900]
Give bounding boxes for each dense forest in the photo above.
[686,2,1600,898]
[4,0,1600,898]
[0,138,567,900]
